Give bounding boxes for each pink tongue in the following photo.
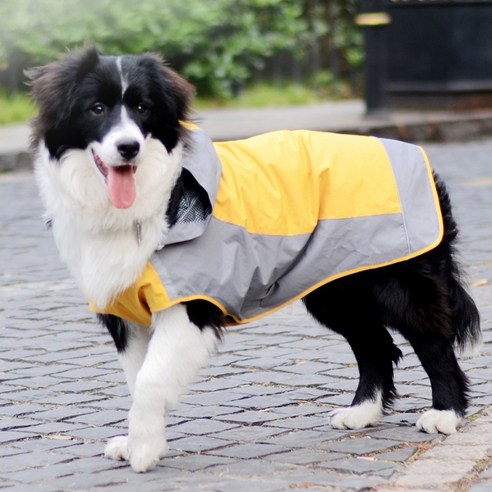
[107,166,136,209]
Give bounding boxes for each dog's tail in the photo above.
[452,279,481,354]
[435,174,481,353]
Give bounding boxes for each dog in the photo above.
[28,48,481,473]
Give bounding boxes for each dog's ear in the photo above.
[27,47,100,128]
[134,53,195,151]
[165,67,195,124]
[139,53,195,124]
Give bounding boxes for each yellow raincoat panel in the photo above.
[213,131,401,236]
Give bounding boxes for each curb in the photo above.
[3,107,492,173]
[0,150,32,173]
[379,409,492,490]
[340,112,492,143]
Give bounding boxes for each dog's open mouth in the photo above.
[92,150,137,209]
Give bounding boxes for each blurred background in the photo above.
[3,0,492,127]
[0,0,362,124]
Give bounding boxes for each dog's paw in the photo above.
[416,409,462,434]
[128,434,168,473]
[330,400,383,430]
[105,435,130,461]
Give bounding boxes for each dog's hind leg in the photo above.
[329,327,401,430]
[378,258,479,434]
[403,174,481,434]
[304,282,402,430]
[405,332,468,434]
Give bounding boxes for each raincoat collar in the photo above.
[164,129,222,245]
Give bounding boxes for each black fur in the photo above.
[98,314,129,353]
[185,300,226,340]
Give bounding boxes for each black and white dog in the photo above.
[29,48,480,472]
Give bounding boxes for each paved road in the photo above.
[0,139,491,491]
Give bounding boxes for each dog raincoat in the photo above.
[90,128,443,327]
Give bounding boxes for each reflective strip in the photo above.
[380,139,443,254]
[151,213,407,322]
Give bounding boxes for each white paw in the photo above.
[105,435,130,461]
[416,409,462,434]
[105,433,168,472]
[330,398,383,430]
[128,434,168,473]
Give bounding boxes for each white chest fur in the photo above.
[35,139,183,309]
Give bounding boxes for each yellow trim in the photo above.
[355,13,391,27]
[89,262,171,327]
[181,121,200,131]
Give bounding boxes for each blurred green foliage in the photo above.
[0,0,362,99]
[0,90,35,125]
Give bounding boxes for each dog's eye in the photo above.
[90,103,105,116]
[136,103,148,114]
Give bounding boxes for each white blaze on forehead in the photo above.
[90,106,144,167]
[94,106,144,210]
[119,106,143,142]
[116,57,128,95]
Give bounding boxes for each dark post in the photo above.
[355,0,391,117]
[386,1,492,110]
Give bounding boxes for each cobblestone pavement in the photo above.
[1,139,491,491]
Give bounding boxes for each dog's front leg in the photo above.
[124,304,218,472]
[104,321,151,463]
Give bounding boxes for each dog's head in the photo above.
[28,47,194,209]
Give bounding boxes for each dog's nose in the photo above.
[117,139,140,161]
